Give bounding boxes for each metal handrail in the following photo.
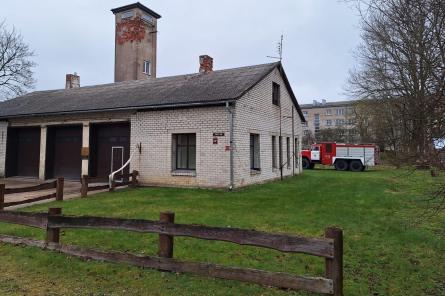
[109,150,136,188]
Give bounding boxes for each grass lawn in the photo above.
[0,167,443,295]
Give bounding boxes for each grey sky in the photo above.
[2,0,361,104]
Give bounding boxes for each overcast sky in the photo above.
[2,0,361,104]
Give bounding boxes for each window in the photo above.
[303,111,308,116]
[250,134,261,170]
[314,114,320,133]
[336,119,345,126]
[325,109,332,116]
[295,137,300,168]
[336,108,345,116]
[272,82,280,106]
[286,137,290,168]
[121,11,134,19]
[326,119,332,126]
[173,134,196,170]
[326,143,332,153]
[142,14,154,25]
[143,60,151,76]
[272,136,277,169]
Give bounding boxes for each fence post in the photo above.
[46,207,62,244]
[158,211,175,258]
[109,175,116,192]
[56,177,64,201]
[131,170,139,187]
[81,175,88,198]
[325,227,343,296]
[0,184,4,211]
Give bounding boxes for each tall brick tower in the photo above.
[111,3,161,82]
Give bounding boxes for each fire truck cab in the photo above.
[301,142,379,172]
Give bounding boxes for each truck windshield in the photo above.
[311,146,320,151]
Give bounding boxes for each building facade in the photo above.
[0,3,305,189]
[300,99,358,145]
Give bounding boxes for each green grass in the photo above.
[0,167,443,295]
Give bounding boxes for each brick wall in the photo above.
[130,106,231,188]
[233,68,303,187]
[129,68,304,189]
[0,122,7,177]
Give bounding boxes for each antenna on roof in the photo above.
[267,34,284,62]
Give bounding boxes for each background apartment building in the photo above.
[300,99,359,146]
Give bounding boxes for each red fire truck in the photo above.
[301,142,379,172]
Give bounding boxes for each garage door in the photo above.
[5,127,41,177]
[89,123,130,179]
[46,126,82,180]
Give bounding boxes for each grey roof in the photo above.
[111,2,161,19]
[0,62,305,121]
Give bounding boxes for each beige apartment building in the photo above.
[300,99,358,143]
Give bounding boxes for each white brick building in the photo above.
[0,3,305,189]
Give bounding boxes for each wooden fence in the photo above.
[0,178,64,209]
[80,170,139,198]
[0,208,343,295]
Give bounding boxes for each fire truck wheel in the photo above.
[350,160,364,172]
[302,158,311,169]
[334,160,348,171]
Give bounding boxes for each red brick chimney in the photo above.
[199,55,213,73]
[65,73,80,89]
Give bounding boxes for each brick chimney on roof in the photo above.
[65,73,80,89]
[199,55,213,73]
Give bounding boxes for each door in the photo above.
[111,147,124,181]
[322,143,335,165]
[6,127,40,177]
[311,146,320,161]
[48,126,82,180]
[89,123,130,179]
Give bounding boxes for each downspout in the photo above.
[226,102,234,190]
[279,98,283,181]
[292,107,295,176]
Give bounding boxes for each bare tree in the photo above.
[347,0,445,218]
[347,0,445,167]
[0,21,36,100]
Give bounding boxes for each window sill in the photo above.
[171,170,196,177]
[250,169,261,176]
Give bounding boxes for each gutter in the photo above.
[226,101,234,190]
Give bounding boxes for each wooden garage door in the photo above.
[47,126,82,180]
[89,123,130,179]
[5,127,40,177]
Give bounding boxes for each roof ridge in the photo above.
[25,62,280,94]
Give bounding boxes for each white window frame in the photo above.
[121,11,133,19]
[143,60,151,76]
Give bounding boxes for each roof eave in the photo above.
[0,100,235,120]
[111,2,161,19]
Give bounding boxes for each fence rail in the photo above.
[80,170,138,198]
[0,178,64,209]
[0,208,343,295]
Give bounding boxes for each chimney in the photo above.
[199,55,213,73]
[65,73,80,89]
[313,99,318,106]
